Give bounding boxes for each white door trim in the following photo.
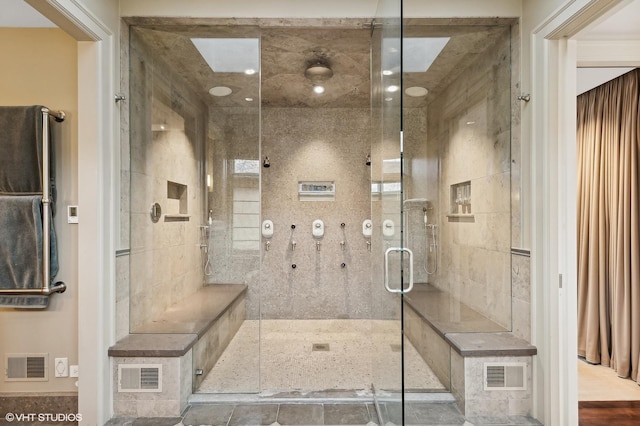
[529,0,626,424]
[25,0,117,424]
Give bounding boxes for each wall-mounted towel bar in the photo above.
[0,107,66,300]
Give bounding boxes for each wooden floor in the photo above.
[578,359,640,424]
[579,401,640,425]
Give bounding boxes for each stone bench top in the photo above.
[405,284,536,357]
[108,333,198,357]
[108,284,247,357]
[445,332,537,357]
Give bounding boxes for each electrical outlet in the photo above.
[54,358,68,377]
[70,365,79,378]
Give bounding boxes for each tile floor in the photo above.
[198,320,445,393]
[105,401,541,425]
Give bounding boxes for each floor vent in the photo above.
[484,362,526,390]
[5,353,48,381]
[312,343,330,352]
[117,364,162,393]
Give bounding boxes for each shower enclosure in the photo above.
[125,1,515,423]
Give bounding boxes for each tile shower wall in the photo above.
[261,108,373,319]
[206,107,261,319]
[129,28,205,330]
[428,26,513,329]
[403,107,433,285]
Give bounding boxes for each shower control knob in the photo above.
[291,224,296,229]
[292,264,297,269]
[341,223,346,228]
[341,263,346,268]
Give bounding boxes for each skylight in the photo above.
[191,38,260,73]
[403,37,450,72]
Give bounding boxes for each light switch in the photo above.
[67,205,79,224]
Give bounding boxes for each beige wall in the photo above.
[0,28,78,393]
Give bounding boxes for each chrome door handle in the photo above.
[384,247,414,294]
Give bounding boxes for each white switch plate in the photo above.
[70,365,79,378]
[67,205,79,224]
[54,357,69,377]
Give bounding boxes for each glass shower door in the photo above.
[371,0,408,423]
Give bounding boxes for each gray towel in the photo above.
[0,195,58,308]
[0,106,56,198]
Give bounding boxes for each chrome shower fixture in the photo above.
[366,154,371,166]
[263,156,270,168]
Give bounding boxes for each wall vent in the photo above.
[483,362,526,391]
[5,353,48,381]
[117,364,162,393]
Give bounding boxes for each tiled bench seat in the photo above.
[404,284,536,357]
[108,284,247,417]
[404,284,537,419]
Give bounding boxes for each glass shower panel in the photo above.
[200,28,261,394]
[128,25,262,394]
[371,0,406,423]
[128,25,207,334]
[402,21,513,335]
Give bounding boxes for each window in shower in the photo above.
[231,159,260,251]
[232,187,260,251]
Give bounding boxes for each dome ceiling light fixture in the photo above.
[304,61,334,83]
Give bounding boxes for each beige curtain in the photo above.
[577,68,640,381]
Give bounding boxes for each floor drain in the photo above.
[390,344,401,352]
[312,343,330,352]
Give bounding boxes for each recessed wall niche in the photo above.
[166,180,189,221]
[298,181,335,201]
[448,181,473,220]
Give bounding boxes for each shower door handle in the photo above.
[384,247,414,294]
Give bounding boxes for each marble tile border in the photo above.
[0,394,78,417]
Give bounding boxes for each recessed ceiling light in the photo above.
[245,97,254,102]
[385,97,393,102]
[386,85,399,93]
[209,86,232,97]
[245,69,256,75]
[382,70,393,76]
[313,85,325,94]
[466,121,476,125]
[405,86,429,97]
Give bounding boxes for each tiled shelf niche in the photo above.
[298,181,335,201]
[447,180,473,221]
[166,180,190,221]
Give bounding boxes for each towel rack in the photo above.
[0,107,66,296]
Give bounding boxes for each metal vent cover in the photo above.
[484,362,526,391]
[312,343,330,352]
[5,353,48,381]
[117,364,162,393]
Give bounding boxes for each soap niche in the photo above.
[166,181,189,222]
[448,181,473,219]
